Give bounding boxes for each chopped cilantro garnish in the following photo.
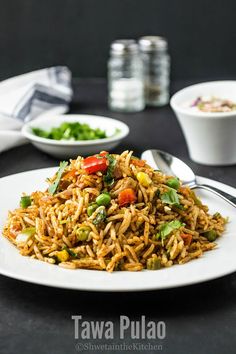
[48,161,68,195]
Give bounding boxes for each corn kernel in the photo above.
[56,249,69,262]
[136,172,152,187]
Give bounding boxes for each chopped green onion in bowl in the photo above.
[22,114,130,159]
[32,122,112,141]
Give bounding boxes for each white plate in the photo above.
[0,168,235,292]
[22,114,130,159]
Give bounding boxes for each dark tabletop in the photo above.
[0,79,236,354]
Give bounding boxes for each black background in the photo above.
[0,0,236,81]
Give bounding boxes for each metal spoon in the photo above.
[141,149,236,208]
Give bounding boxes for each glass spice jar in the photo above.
[108,39,145,113]
[138,36,170,107]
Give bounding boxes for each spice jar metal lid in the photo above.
[110,39,139,55]
[138,36,168,52]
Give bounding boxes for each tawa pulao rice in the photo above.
[2,151,227,272]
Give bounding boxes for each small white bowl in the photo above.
[22,114,129,159]
[170,81,236,165]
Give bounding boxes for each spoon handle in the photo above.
[191,184,236,208]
